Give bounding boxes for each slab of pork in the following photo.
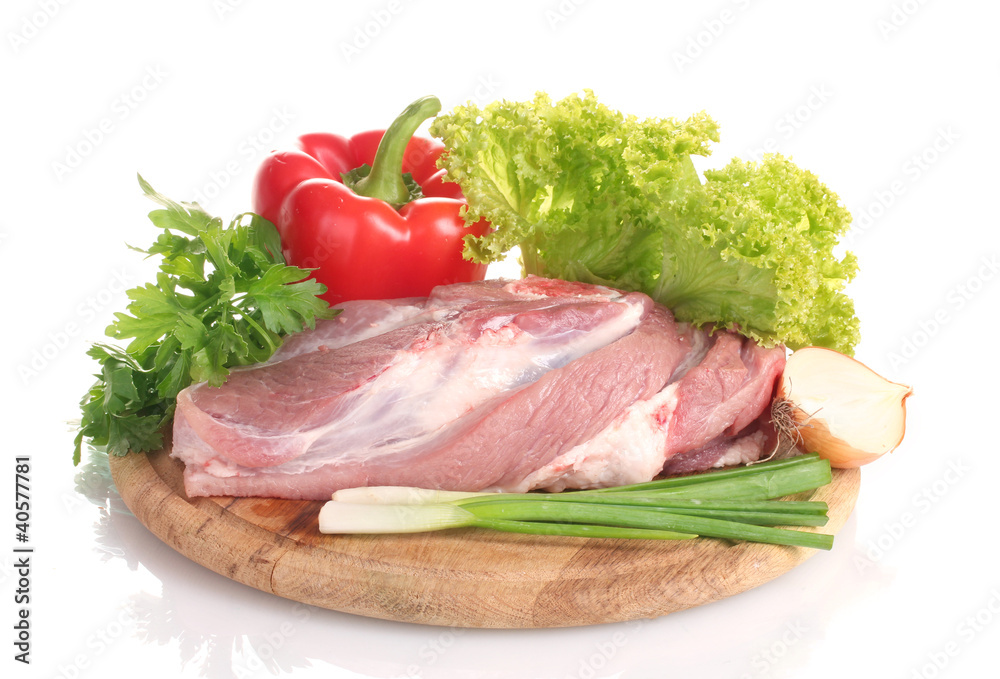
[171,277,784,499]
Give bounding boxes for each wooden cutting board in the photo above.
[109,443,860,628]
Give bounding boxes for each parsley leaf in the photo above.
[74,176,338,464]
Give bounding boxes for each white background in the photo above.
[2,1,999,677]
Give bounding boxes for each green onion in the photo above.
[318,454,837,550]
[460,496,828,514]
[463,501,832,550]
[633,507,828,527]
[586,452,825,493]
[473,519,697,541]
[318,501,477,534]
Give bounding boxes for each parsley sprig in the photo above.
[73,176,336,464]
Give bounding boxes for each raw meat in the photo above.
[171,277,785,499]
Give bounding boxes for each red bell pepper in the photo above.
[251,96,488,305]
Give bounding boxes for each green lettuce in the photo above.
[430,91,859,354]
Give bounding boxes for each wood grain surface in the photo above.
[108,444,860,628]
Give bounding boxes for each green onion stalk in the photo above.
[319,454,837,550]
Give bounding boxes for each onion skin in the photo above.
[775,347,913,469]
[794,423,892,469]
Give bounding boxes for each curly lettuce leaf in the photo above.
[431,91,859,353]
[693,156,859,351]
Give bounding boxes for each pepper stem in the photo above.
[351,95,442,207]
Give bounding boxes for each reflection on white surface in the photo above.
[68,446,877,679]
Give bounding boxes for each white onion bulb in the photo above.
[774,347,913,468]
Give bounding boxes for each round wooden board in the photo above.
[109,443,860,629]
